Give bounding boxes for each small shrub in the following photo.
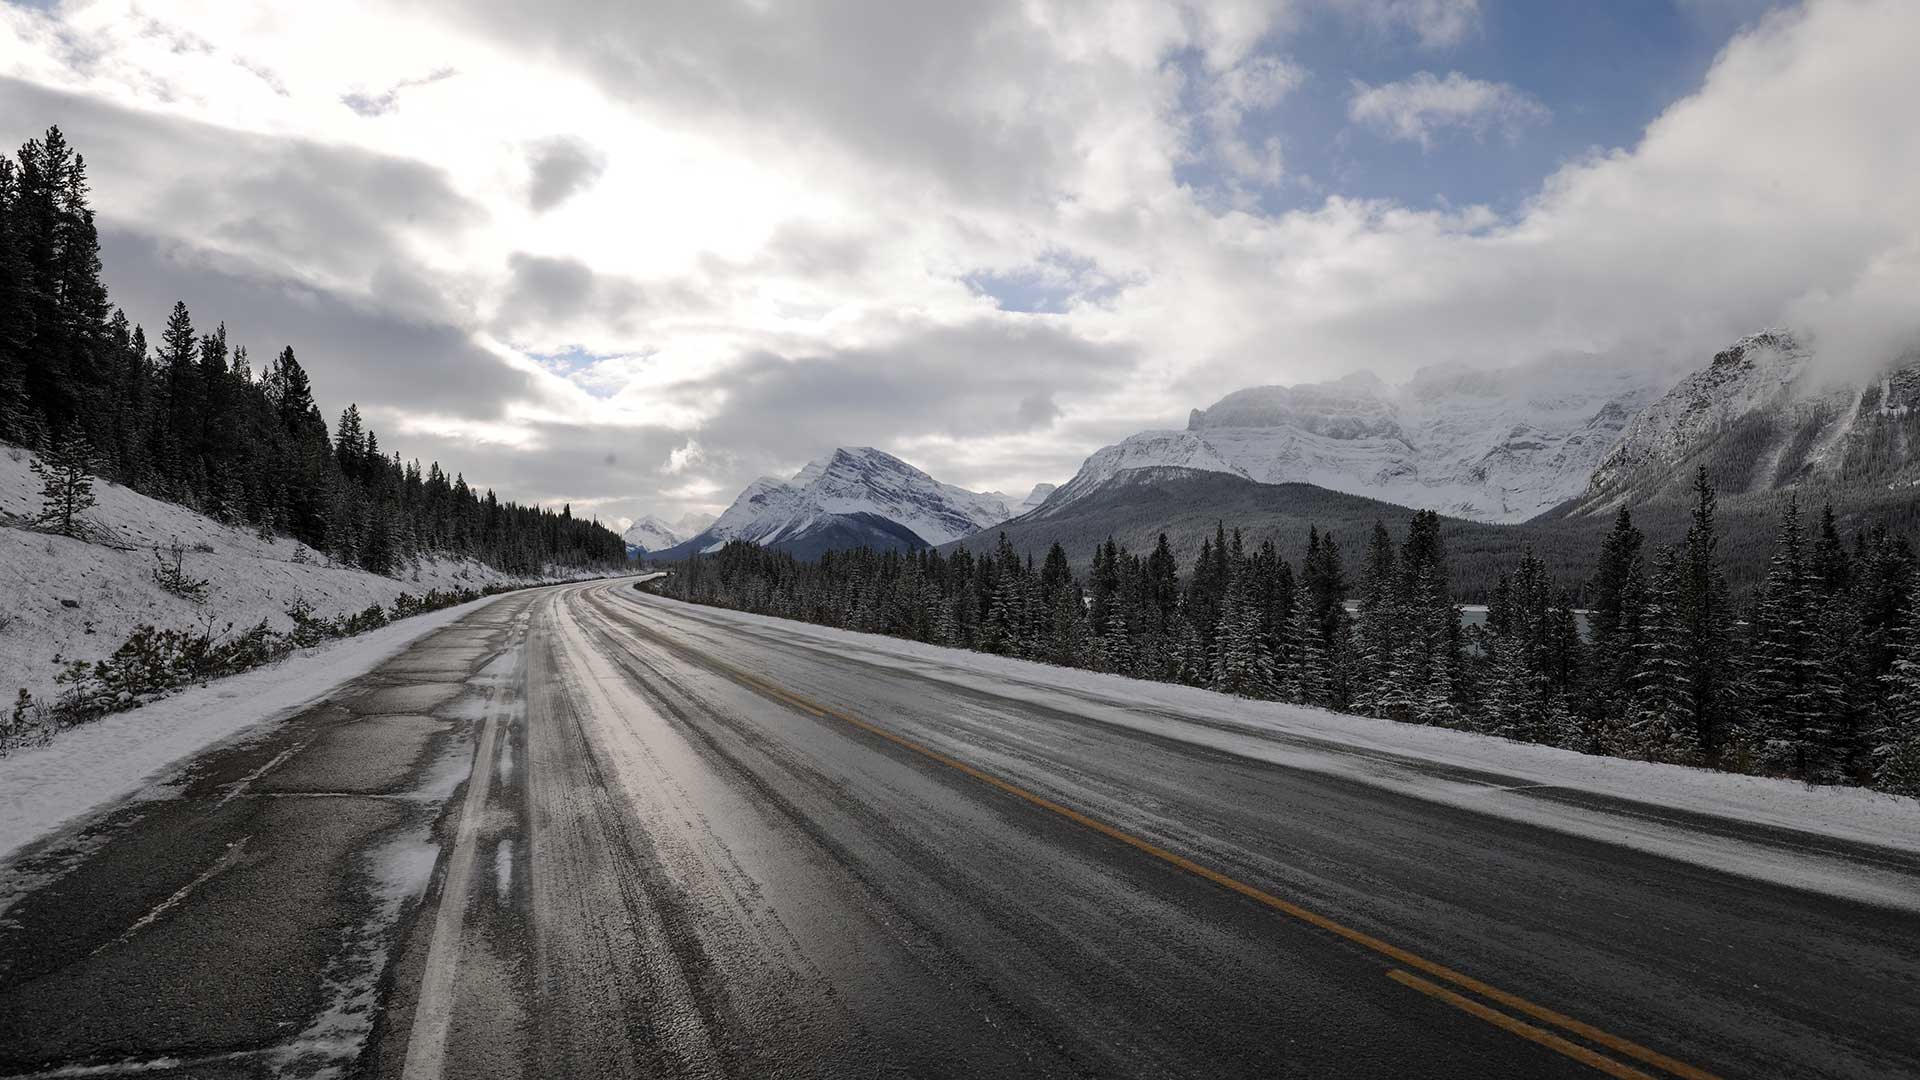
[341,603,388,634]
[2,689,57,753]
[152,541,211,604]
[285,597,337,648]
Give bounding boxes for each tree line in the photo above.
[0,125,624,574]
[658,468,1920,795]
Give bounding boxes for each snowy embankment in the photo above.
[625,588,1920,910]
[0,592,503,863]
[0,443,580,705]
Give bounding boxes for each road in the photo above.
[2,578,1916,1079]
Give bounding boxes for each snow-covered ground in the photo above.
[622,589,1920,911]
[0,443,590,706]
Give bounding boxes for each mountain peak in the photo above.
[666,447,1019,558]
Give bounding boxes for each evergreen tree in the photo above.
[1351,521,1404,717]
[1679,467,1735,761]
[1628,547,1697,762]
[29,432,98,537]
[1875,575,1920,795]
[1585,506,1647,746]
[1747,496,1828,777]
[1285,588,1330,707]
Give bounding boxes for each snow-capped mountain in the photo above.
[621,515,685,556]
[1020,483,1057,511]
[674,510,716,535]
[1567,330,1920,513]
[1583,331,1809,496]
[980,483,1059,516]
[1040,358,1665,523]
[659,447,1018,560]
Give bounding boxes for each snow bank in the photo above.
[623,589,1920,910]
[0,591,510,863]
[0,443,586,705]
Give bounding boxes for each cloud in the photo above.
[3,0,1917,530]
[526,136,606,212]
[1347,70,1549,147]
[1199,54,1305,188]
[666,316,1140,487]
[1331,0,1482,49]
[340,67,455,117]
[664,439,705,474]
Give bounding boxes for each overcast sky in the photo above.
[3,0,1916,527]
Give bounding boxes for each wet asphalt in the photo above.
[1,578,1916,1079]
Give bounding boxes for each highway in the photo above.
[1,578,1916,1079]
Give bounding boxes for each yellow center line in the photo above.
[1386,969,1658,1080]
[604,586,1723,1080]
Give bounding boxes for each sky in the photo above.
[2,0,1917,529]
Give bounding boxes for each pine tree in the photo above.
[1747,496,1828,777]
[1628,547,1697,762]
[29,432,98,537]
[1286,590,1330,707]
[1679,467,1735,761]
[1351,521,1404,717]
[1411,566,1460,726]
[1585,506,1646,747]
[1875,575,1920,795]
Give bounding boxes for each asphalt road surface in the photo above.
[2,578,1917,1079]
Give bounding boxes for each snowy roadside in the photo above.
[622,588,1920,909]
[0,590,515,864]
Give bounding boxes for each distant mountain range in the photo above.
[645,448,1052,561]
[1039,355,1665,524]
[621,511,716,558]
[650,328,1920,580]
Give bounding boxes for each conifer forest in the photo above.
[0,127,626,575]
[659,478,1920,795]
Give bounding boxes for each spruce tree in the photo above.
[1875,575,1920,795]
[1748,496,1827,777]
[1679,467,1735,761]
[29,432,98,537]
[1628,547,1697,762]
[1351,521,1404,717]
[1286,590,1330,707]
[1585,506,1646,744]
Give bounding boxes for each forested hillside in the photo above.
[0,126,623,574]
[660,469,1920,796]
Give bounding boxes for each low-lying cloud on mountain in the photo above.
[2,0,1915,528]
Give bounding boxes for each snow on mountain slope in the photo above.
[674,510,716,536]
[621,515,683,556]
[1584,330,1810,495]
[1567,331,1920,513]
[1039,431,1251,513]
[675,447,1015,557]
[1043,359,1663,522]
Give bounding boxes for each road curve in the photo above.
[2,577,1916,1079]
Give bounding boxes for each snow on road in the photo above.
[0,592,510,864]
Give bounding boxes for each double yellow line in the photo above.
[612,593,1720,1080]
